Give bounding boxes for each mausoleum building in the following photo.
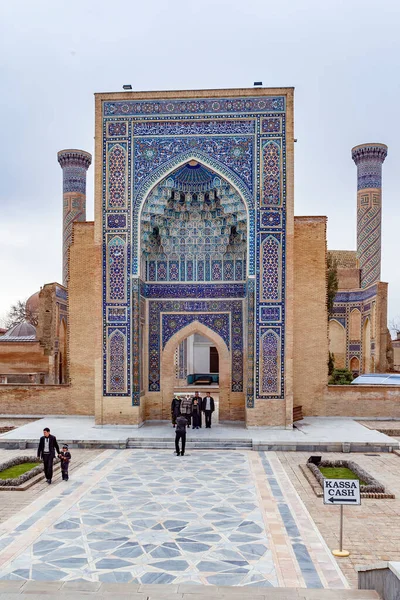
[0,87,397,425]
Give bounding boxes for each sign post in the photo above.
[323,478,361,557]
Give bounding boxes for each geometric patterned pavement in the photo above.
[0,450,347,589]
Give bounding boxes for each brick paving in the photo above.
[279,451,400,588]
[0,448,100,525]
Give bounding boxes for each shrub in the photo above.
[329,368,353,385]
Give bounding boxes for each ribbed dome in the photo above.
[26,291,40,315]
[172,162,214,186]
[1,321,37,341]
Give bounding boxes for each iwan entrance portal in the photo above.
[98,88,293,427]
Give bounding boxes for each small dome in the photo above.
[26,292,40,315]
[1,321,37,341]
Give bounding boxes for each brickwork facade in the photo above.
[68,222,98,416]
[316,384,400,417]
[94,87,295,427]
[393,335,400,371]
[0,343,49,377]
[1,95,398,425]
[293,217,328,415]
[36,283,68,384]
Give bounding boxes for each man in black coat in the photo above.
[175,415,188,456]
[37,427,60,484]
[171,397,181,427]
[202,393,215,429]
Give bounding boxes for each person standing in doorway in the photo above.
[37,427,60,484]
[202,392,215,429]
[171,396,181,427]
[175,414,188,456]
[180,395,193,428]
[191,391,202,429]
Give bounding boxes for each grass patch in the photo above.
[319,466,366,485]
[0,462,40,480]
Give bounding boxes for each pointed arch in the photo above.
[160,321,233,422]
[135,151,254,277]
[350,356,360,375]
[107,234,127,302]
[108,329,126,394]
[260,329,281,395]
[107,143,127,209]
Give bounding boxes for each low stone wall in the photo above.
[305,459,394,498]
[0,385,92,416]
[313,385,400,418]
[0,456,42,487]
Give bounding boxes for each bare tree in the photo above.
[2,299,38,329]
[389,317,400,337]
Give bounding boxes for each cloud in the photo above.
[0,0,399,325]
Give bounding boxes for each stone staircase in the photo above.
[0,581,381,598]
[127,437,252,450]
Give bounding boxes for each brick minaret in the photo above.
[352,143,387,288]
[57,149,92,286]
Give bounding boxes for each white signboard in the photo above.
[323,479,361,505]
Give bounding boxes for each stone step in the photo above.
[127,439,253,449]
[0,580,382,599]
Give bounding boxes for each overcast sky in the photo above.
[0,0,399,330]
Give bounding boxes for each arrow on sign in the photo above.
[328,497,358,504]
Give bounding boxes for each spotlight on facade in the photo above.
[123,84,132,90]
[254,81,263,86]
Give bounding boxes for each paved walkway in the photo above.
[0,450,347,590]
[0,449,99,526]
[0,417,396,451]
[280,451,400,588]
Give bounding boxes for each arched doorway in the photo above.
[157,321,232,422]
[350,356,360,377]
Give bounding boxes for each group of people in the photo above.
[36,396,216,476]
[171,391,215,456]
[37,428,71,483]
[171,391,215,429]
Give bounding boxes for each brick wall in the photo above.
[68,221,97,415]
[293,217,328,414]
[375,282,389,372]
[315,385,400,417]
[393,339,400,371]
[0,385,73,415]
[337,268,360,290]
[0,343,49,375]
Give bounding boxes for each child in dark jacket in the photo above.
[58,445,71,481]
